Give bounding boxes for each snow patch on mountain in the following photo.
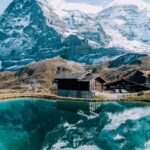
[106,26,150,53]
[62,10,110,47]
[37,0,66,35]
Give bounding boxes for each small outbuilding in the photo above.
[104,78,150,93]
[55,72,105,98]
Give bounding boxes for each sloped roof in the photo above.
[124,69,150,79]
[55,72,90,80]
[105,78,150,89]
[128,70,141,78]
[55,72,105,82]
[79,74,105,82]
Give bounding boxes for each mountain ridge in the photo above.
[0,0,149,71]
[36,0,150,52]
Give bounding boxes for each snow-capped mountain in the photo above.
[62,10,110,47]
[0,0,149,71]
[0,0,65,70]
[38,0,150,52]
[97,0,150,53]
[0,0,114,71]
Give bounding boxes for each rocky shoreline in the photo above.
[0,92,107,102]
[0,91,150,103]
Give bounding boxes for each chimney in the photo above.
[90,67,96,74]
[116,75,119,79]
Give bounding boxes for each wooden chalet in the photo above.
[104,78,150,93]
[127,70,150,88]
[55,72,105,98]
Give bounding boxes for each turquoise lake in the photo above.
[0,98,149,150]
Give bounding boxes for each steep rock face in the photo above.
[37,0,66,34]
[0,0,64,70]
[108,53,147,68]
[63,10,110,47]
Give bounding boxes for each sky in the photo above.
[65,0,111,5]
[0,0,111,14]
[0,0,150,14]
[66,0,150,4]
[0,0,12,14]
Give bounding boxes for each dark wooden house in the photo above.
[55,72,105,98]
[104,78,150,93]
[127,70,150,88]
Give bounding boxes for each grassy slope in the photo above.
[0,57,85,93]
[0,56,150,102]
[125,90,150,102]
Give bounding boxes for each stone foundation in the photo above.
[58,90,93,99]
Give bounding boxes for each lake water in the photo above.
[0,98,149,150]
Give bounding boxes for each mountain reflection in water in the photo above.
[0,98,149,150]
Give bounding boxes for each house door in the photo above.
[95,85,102,92]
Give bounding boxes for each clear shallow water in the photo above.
[0,99,149,150]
